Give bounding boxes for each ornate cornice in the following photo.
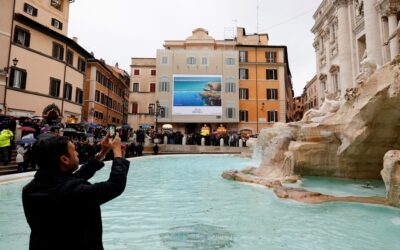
[334,0,349,8]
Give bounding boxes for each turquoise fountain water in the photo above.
[0,155,399,249]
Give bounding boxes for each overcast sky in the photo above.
[69,0,322,96]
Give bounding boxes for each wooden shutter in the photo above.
[132,103,138,114]
[33,7,38,16]
[20,71,27,89]
[60,46,64,60]
[150,83,156,92]
[26,32,30,47]
[13,28,18,43]
[9,68,15,87]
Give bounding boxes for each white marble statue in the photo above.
[302,91,341,123]
[356,53,378,85]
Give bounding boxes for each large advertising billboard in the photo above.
[173,75,222,115]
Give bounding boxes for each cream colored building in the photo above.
[156,28,239,134]
[128,58,157,130]
[302,75,319,112]
[129,27,294,135]
[0,0,91,123]
[311,0,398,101]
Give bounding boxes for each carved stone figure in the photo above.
[355,57,378,85]
[302,91,341,122]
[355,0,364,17]
[344,87,359,101]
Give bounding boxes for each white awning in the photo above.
[162,124,173,129]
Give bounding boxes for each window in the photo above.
[239,110,248,122]
[24,3,37,16]
[66,50,74,66]
[95,90,100,102]
[161,56,168,64]
[266,89,278,100]
[159,81,170,92]
[9,68,27,89]
[226,107,236,119]
[150,83,156,92]
[267,110,278,122]
[51,0,62,10]
[239,51,248,62]
[239,88,249,99]
[13,27,30,47]
[78,57,86,72]
[151,69,156,76]
[132,82,139,92]
[49,78,61,97]
[75,88,83,104]
[131,102,138,114]
[51,18,63,30]
[134,69,140,75]
[225,58,235,65]
[187,57,196,65]
[266,51,277,63]
[239,68,248,80]
[225,82,236,93]
[64,83,72,100]
[201,57,208,65]
[160,107,169,118]
[266,69,278,80]
[52,43,64,60]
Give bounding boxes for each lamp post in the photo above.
[148,100,164,133]
[3,57,19,114]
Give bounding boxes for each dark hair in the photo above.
[32,136,70,171]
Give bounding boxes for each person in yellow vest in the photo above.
[0,125,14,165]
[200,124,210,136]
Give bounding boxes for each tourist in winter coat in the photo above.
[22,133,129,250]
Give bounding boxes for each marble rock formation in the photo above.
[224,59,400,205]
[381,150,400,207]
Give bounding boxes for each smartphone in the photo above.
[108,125,116,139]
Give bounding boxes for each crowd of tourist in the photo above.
[0,115,248,173]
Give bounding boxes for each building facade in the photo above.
[311,0,398,100]
[156,28,239,134]
[128,58,156,130]
[129,27,294,135]
[236,28,294,135]
[83,59,129,127]
[302,75,319,112]
[0,0,91,124]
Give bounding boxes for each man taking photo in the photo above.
[22,132,129,250]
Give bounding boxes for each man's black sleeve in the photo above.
[65,158,130,205]
[73,158,105,180]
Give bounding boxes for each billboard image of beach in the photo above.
[173,75,222,115]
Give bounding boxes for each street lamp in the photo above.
[148,100,164,133]
[3,57,19,114]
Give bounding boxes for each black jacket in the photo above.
[22,157,130,250]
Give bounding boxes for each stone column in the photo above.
[364,0,383,65]
[388,11,399,60]
[335,0,353,93]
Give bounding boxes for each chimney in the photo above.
[115,62,119,68]
[72,37,78,43]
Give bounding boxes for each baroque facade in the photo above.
[311,0,399,102]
